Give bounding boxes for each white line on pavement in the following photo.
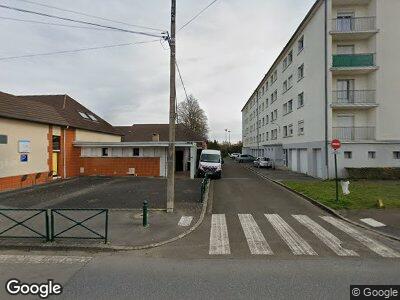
[0,255,92,264]
[265,214,317,256]
[178,216,193,227]
[209,214,230,255]
[293,215,358,257]
[321,216,400,258]
[360,218,386,228]
[238,214,273,255]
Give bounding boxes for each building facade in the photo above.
[241,0,400,179]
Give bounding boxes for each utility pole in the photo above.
[167,0,176,213]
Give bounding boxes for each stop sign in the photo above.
[331,139,341,150]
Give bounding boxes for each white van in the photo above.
[197,149,223,179]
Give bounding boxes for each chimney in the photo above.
[152,133,160,142]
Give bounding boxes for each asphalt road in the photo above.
[0,160,399,299]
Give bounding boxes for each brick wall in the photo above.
[0,171,52,192]
[79,157,160,177]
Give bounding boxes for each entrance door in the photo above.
[52,152,58,176]
[337,12,354,32]
[337,79,355,103]
[175,150,184,172]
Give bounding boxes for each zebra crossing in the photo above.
[208,213,400,258]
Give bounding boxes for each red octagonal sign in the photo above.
[331,139,341,150]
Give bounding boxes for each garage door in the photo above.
[299,149,308,174]
[313,149,323,178]
[291,149,298,172]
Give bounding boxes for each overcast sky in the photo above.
[0,0,315,142]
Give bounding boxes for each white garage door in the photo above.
[314,149,323,178]
[291,149,298,172]
[299,149,308,174]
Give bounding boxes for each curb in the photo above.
[0,181,211,252]
[245,166,400,243]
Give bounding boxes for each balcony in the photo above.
[332,127,375,141]
[331,53,378,75]
[331,90,377,109]
[331,17,378,40]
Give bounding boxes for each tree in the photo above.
[177,95,209,139]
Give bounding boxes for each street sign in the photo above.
[331,139,341,150]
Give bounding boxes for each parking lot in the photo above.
[0,176,202,210]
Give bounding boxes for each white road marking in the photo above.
[321,216,400,258]
[265,214,317,256]
[238,214,273,255]
[293,215,358,257]
[0,255,92,264]
[360,218,386,228]
[209,214,230,255]
[178,216,193,227]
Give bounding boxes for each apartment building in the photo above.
[241,0,400,179]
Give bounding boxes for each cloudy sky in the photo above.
[0,0,315,142]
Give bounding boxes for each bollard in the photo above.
[143,200,148,227]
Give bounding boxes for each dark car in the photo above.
[236,154,256,163]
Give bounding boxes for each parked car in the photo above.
[229,153,241,159]
[236,154,256,163]
[253,157,273,168]
[197,149,223,179]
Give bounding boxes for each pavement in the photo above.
[0,161,399,299]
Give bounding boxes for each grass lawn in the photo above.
[283,180,400,210]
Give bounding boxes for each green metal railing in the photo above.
[50,209,109,244]
[332,53,375,68]
[0,209,49,241]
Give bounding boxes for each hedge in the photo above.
[346,168,400,180]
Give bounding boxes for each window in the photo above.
[266,132,269,141]
[298,64,304,81]
[273,109,278,121]
[288,124,293,136]
[283,126,288,137]
[283,103,288,114]
[298,92,304,108]
[52,136,60,151]
[262,117,265,126]
[266,98,269,107]
[88,114,98,121]
[79,112,89,119]
[394,152,400,159]
[298,121,304,135]
[283,80,288,92]
[283,57,288,70]
[288,75,293,89]
[102,148,109,157]
[298,35,304,53]
[132,148,140,157]
[266,115,269,124]
[288,100,293,113]
[344,151,352,159]
[288,51,293,65]
[368,151,376,159]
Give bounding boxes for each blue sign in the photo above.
[20,154,28,162]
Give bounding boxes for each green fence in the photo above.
[0,209,49,241]
[332,53,375,68]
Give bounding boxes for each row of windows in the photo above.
[344,151,400,160]
[243,34,305,113]
[283,121,304,137]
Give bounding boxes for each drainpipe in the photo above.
[63,126,68,179]
[256,91,260,156]
[324,0,329,179]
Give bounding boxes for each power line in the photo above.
[0,4,165,38]
[12,0,165,32]
[0,39,159,61]
[0,16,118,31]
[178,0,219,32]
[175,60,189,102]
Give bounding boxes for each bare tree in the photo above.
[177,95,209,139]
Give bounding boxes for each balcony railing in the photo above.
[332,17,377,32]
[332,90,376,105]
[332,127,375,141]
[332,53,375,68]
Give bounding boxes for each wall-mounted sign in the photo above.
[0,135,7,144]
[18,140,31,153]
[20,154,28,162]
